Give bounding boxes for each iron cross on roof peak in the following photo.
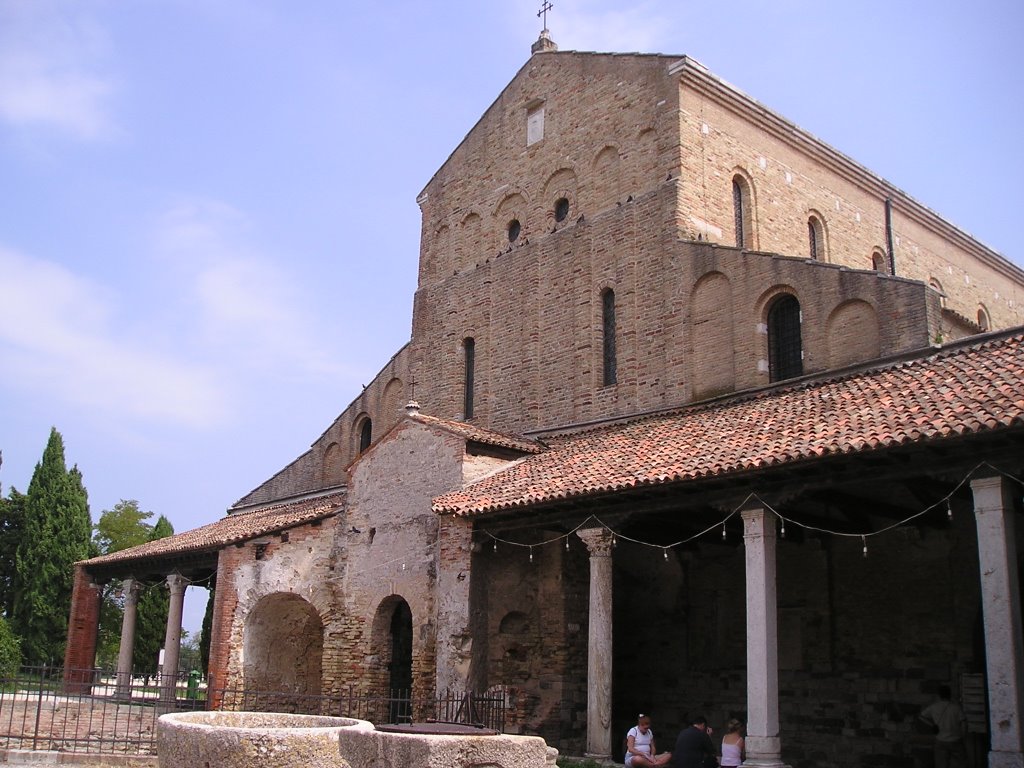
[537,1,553,31]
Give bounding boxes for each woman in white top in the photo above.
[720,718,745,767]
[624,714,671,767]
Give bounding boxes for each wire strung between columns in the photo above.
[480,461,1021,560]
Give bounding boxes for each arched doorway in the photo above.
[388,600,413,723]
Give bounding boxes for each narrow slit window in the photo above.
[732,176,749,248]
[463,337,476,419]
[602,289,617,386]
[808,216,824,260]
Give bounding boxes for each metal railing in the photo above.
[0,667,505,756]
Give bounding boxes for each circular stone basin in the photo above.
[158,710,372,768]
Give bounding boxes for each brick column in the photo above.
[971,475,1024,768]
[160,572,187,705]
[742,505,790,768]
[114,579,142,699]
[206,549,240,710]
[577,527,614,761]
[62,565,102,693]
[435,515,474,696]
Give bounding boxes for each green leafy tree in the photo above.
[0,488,26,618]
[92,500,155,667]
[10,428,92,664]
[0,615,21,678]
[133,515,173,675]
[94,500,153,555]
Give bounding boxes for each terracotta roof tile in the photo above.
[434,331,1024,517]
[82,491,345,566]
[408,412,543,454]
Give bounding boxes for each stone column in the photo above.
[114,579,142,699]
[160,573,187,705]
[577,527,614,761]
[742,505,789,768]
[971,475,1024,768]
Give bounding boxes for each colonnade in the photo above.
[113,571,188,705]
[573,475,1022,767]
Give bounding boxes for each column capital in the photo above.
[166,572,187,594]
[742,504,776,539]
[576,527,614,557]
[121,578,143,605]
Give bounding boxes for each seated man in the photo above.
[668,715,716,768]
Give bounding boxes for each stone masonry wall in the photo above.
[675,70,1024,331]
[326,420,471,702]
[211,514,339,699]
[411,195,937,435]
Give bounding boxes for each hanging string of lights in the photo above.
[480,461,1021,560]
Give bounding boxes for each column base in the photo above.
[988,751,1024,768]
[743,735,789,767]
[584,752,613,762]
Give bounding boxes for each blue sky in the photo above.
[1,0,1021,632]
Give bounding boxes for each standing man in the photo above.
[919,685,967,768]
[668,715,717,768]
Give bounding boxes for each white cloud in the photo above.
[0,1,117,139]
[0,245,228,427]
[153,200,350,379]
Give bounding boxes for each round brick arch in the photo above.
[243,592,324,700]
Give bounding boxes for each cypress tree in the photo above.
[199,583,214,676]
[11,428,92,664]
[133,515,173,674]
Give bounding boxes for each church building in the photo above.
[67,32,1024,768]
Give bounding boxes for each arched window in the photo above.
[808,215,825,260]
[767,294,803,382]
[602,288,617,386]
[463,337,476,419]
[871,251,887,273]
[977,306,990,331]
[358,418,372,453]
[732,175,752,248]
[929,278,947,308]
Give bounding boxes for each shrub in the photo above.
[0,616,21,678]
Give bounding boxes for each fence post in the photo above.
[32,666,46,751]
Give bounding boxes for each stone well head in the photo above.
[157,711,373,768]
[158,711,558,768]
